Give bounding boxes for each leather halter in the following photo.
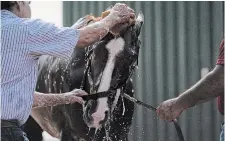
[80,31,138,100]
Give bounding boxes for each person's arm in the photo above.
[176,65,224,110]
[75,19,113,48]
[76,4,135,48]
[32,89,87,109]
[27,19,80,61]
[157,39,224,121]
[27,3,134,61]
[156,65,224,120]
[177,39,224,109]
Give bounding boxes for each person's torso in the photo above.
[1,10,39,125]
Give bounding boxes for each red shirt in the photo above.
[216,39,224,115]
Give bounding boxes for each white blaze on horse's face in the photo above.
[83,12,144,129]
[91,37,125,129]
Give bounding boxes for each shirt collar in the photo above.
[1,10,19,19]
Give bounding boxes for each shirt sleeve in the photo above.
[27,19,80,61]
[216,39,224,65]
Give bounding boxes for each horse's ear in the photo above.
[136,11,144,24]
[134,12,144,37]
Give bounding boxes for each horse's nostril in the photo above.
[97,111,109,125]
[105,111,109,118]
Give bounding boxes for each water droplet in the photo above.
[61,76,64,81]
[137,74,140,78]
[86,128,91,135]
[95,128,98,134]
[122,96,125,116]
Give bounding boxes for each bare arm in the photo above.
[33,92,66,108]
[177,65,224,110]
[157,65,224,120]
[32,89,86,109]
[76,19,113,48]
[157,39,224,121]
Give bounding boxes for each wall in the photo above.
[30,1,62,26]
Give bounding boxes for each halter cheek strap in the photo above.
[81,91,115,101]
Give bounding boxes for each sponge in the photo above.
[101,10,135,25]
[101,10,111,18]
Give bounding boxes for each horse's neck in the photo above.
[64,48,87,90]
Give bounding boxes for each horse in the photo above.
[24,12,144,141]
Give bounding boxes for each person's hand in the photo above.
[104,3,135,28]
[156,97,184,121]
[110,3,135,24]
[64,89,88,104]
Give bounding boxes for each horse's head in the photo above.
[81,12,144,129]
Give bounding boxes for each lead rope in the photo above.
[122,93,185,141]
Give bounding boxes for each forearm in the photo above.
[76,18,114,48]
[32,91,69,108]
[177,65,224,110]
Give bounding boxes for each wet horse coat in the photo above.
[24,13,144,141]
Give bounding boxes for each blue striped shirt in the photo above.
[1,10,80,125]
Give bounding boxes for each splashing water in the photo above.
[61,76,64,82]
[95,128,98,135]
[55,66,59,72]
[53,81,56,89]
[130,49,136,55]
[121,96,125,116]
[86,128,91,135]
[137,74,140,78]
